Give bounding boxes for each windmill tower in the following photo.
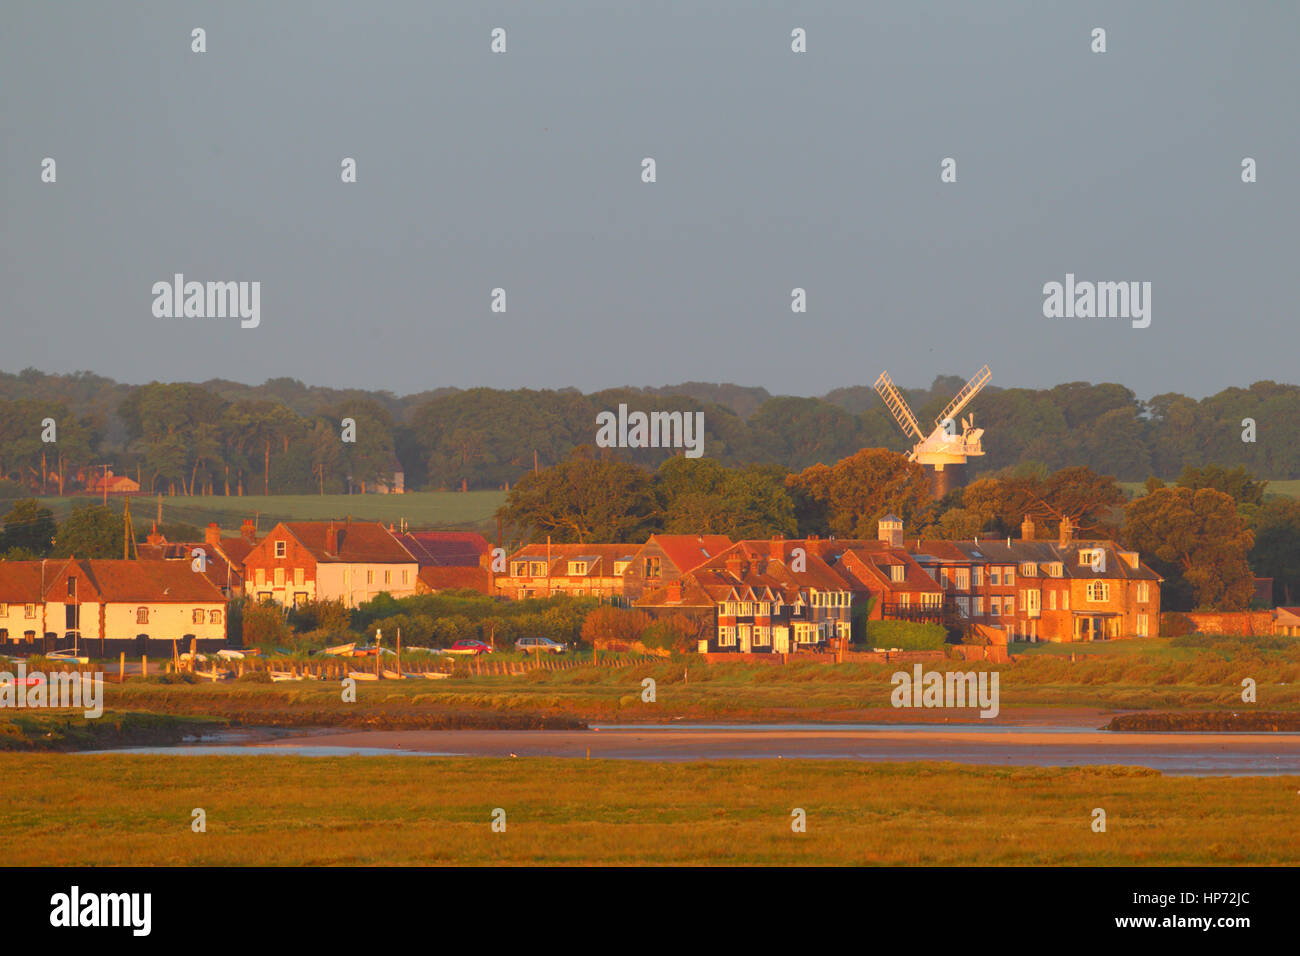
[873,365,991,498]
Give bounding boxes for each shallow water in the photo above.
[75,722,1300,776]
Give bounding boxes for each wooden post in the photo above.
[141,655,148,678]
[118,652,125,684]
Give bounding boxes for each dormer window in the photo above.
[889,565,905,584]
[568,561,588,576]
[1079,549,1105,571]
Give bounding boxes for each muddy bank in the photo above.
[1105,711,1300,732]
[0,712,224,752]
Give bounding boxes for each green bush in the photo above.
[860,620,946,652]
[241,599,291,649]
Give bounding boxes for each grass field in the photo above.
[4,756,1296,865]
[30,491,507,533]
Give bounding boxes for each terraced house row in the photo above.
[499,518,1164,651]
[0,514,1163,656]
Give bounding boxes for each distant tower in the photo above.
[874,366,991,499]
[878,513,904,548]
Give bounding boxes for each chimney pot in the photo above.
[206,522,221,547]
[1058,516,1074,547]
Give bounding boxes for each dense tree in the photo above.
[51,504,126,559]
[785,448,931,538]
[1249,498,1300,605]
[656,459,796,538]
[497,448,657,543]
[0,499,56,557]
[1124,487,1256,611]
[1175,464,1267,506]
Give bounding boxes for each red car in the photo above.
[449,639,494,656]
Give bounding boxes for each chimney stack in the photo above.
[326,522,338,556]
[1058,516,1074,547]
[240,519,256,542]
[725,553,743,578]
[1020,515,1035,541]
[206,522,221,547]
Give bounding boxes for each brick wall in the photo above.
[1182,611,1274,637]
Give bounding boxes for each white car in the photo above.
[515,637,567,655]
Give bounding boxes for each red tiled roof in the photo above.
[418,565,491,593]
[0,559,225,604]
[79,560,227,603]
[396,531,490,566]
[0,561,53,602]
[647,535,734,573]
[281,522,416,564]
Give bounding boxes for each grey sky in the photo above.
[2,1,1296,399]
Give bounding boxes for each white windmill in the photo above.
[873,365,991,498]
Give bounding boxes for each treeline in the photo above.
[3,367,1300,495]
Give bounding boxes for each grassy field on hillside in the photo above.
[4,756,1296,865]
[30,491,507,532]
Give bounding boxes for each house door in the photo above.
[773,626,790,654]
[65,604,79,631]
[739,625,752,653]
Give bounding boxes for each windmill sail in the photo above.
[873,371,923,439]
[934,365,991,429]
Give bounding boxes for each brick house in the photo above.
[907,516,1162,642]
[495,543,635,601]
[0,558,227,656]
[137,521,258,598]
[242,520,419,608]
[621,534,733,602]
[641,540,854,653]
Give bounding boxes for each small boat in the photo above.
[347,670,380,681]
[216,649,245,661]
[268,670,303,682]
[45,651,89,664]
[422,671,452,680]
[193,668,226,682]
[322,642,356,657]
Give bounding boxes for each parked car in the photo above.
[515,636,567,655]
[448,639,494,656]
